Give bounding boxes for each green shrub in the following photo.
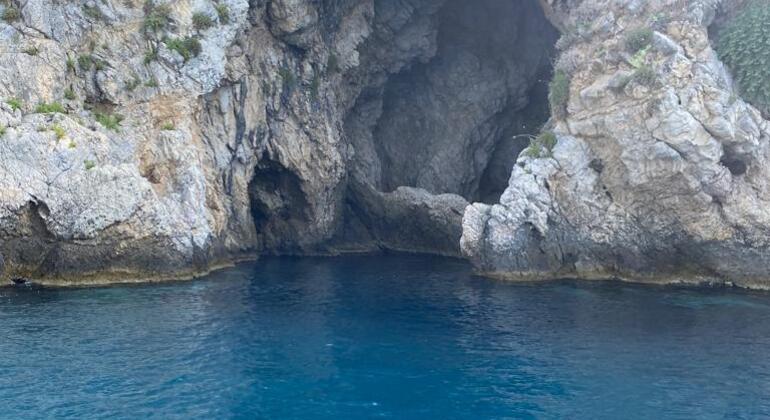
[2,5,20,22]
[35,102,66,114]
[145,78,159,87]
[524,140,542,158]
[524,131,558,158]
[84,159,96,170]
[165,36,201,61]
[52,124,66,140]
[6,98,22,111]
[66,56,76,72]
[94,112,123,131]
[192,12,214,31]
[143,1,172,33]
[143,47,158,64]
[64,88,76,100]
[0,126,6,137]
[625,27,654,53]
[78,54,93,70]
[22,46,38,56]
[93,58,107,71]
[629,46,649,69]
[215,4,229,24]
[161,121,175,130]
[548,70,570,118]
[716,0,770,115]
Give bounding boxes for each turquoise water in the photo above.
[2,255,770,419]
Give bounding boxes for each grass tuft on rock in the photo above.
[215,4,229,24]
[35,102,66,114]
[143,1,172,33]
[524,131,558,158]
[165,36,201,62]
[548,70,570,119]
[6,97,22,111]
[94,112,123,131]
[192,12,214,31]
[2,5,20,22]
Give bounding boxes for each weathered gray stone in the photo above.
[462,0,770,289]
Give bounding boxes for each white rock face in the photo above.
[462,0,770,288]
[1,0,501,284]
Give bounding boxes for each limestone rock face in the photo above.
[462,0,770,288]
[0,0,555,284]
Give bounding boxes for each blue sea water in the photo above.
[2,255,770,419]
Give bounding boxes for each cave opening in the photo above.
[248,159,311,253]
[368,0,559,203]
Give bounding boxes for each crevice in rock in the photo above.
[721,148,748,176]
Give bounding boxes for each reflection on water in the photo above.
[2,254,770,419]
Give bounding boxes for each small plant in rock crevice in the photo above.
[52,124,66,140]
[35,102,66,114]
[192,12,214,31]
[524,131,558,158]
[143,1,172,34]
[6,97,22,112]
[215,4,229,24]
[78,54,94,70]
[548,70,570,119]
[164,36,202,62]
[2,5,20,22]
[94,112,123,131]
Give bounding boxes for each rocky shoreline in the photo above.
[2,0,770,289]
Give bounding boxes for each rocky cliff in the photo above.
[462,0,770,289]
[0,0,556,284]
[3,0,765,289]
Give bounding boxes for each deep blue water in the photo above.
[2,255,770,419]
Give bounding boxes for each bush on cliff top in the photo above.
[716,0,770,115]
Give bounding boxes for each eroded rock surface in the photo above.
[0,0,555,284]
[462,0,770,288]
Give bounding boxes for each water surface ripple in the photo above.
[2,255,769,419]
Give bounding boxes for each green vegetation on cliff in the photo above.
[548,71,570,119]
[716,0,770,115]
